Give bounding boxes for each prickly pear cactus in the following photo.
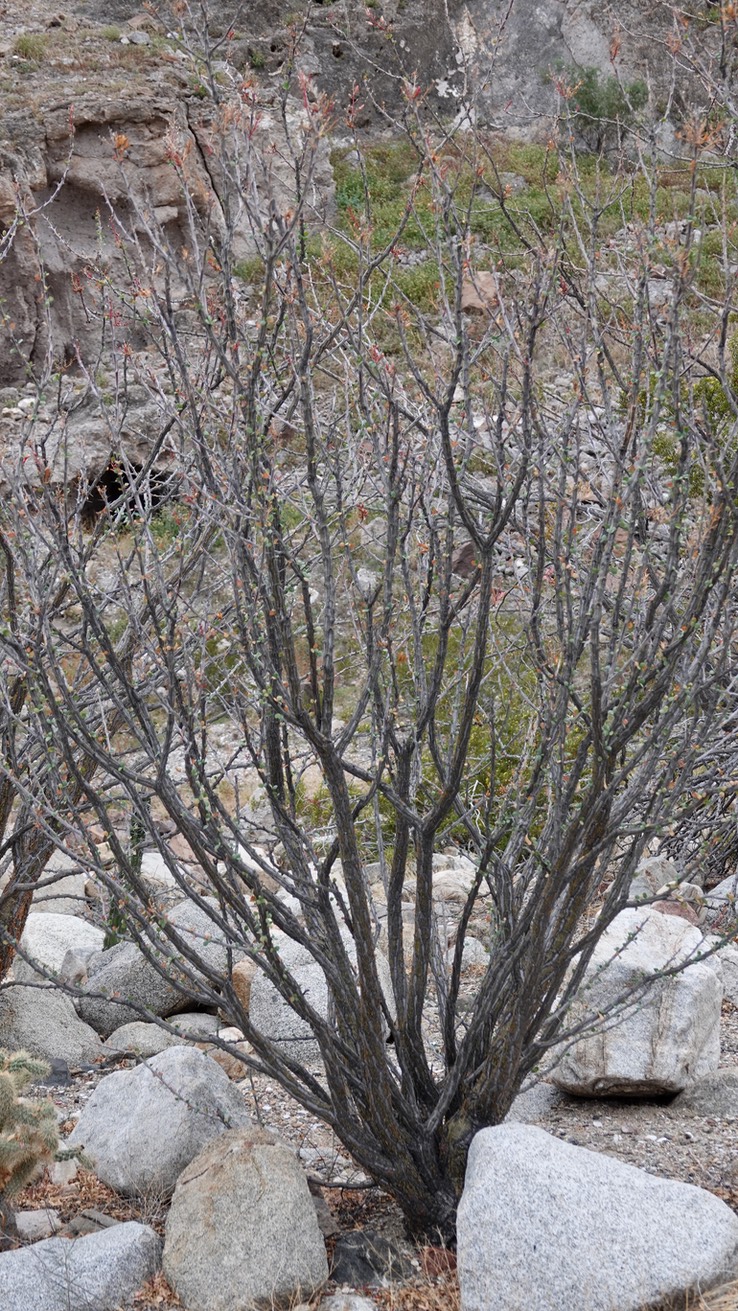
[0,1049,58,1200]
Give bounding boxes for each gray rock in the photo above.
[69,1209,120,1237]
[0,1221,161,1311]
[77,898,234,1035]
[169,1011,220,1038]
[505,1082,566,1124]
[13,913,105,983]
[49,1158,78,1186]
[103,1012,219,1057]
[249,937,327,1063]
[103,1021,182,1059]
[717,941,738,1005]
[318,1299,378,1311]
[0,984,102,1065]
[250,931,394,1064]
[430,851,478,905]
[457,1125,738,1311]
[553,908,721,1096]
[447,936,490,973]
[138,851,181,905]
[163,1128,328,1311]
[14,1209,61,1241]
[331,1228,416,1287]
[76,940,165,1034]
[647,279,673,309]
[67,1046,251,1197]
[704,873,738,930]
[672,1069,738,1117]
[33,869,89,915]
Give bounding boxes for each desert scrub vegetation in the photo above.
[554,64,648,153]
[2,1,738,1248]
[12,32,47,63]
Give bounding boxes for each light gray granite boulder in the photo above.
[702,934,738,1005]
[0,1221,161,1311]
[457,1125,738,1311]
[553,907,721,1096]
[249,931,393,1064]
[717,941,738,1004]
[76,898,234,1035]
[102,1021,182,1059]
[672,1068,738,1117]
[137,851,183,906]
[67,1046,251,1197]
[75,939,172,1034]
[163,1128,328,1311]
[704,873,738,930]
[0,984,102,1065]
[13,913,105,983]
[103,1012,220,1058]
[33,868,89,915]
[169,1011,220,1038]
[505,1082,566,1123]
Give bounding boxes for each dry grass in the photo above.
[370,1277,738,1311]
[688,1284,738,1311]
[375,1270,460,1311]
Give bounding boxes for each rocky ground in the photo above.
[8,992,736,1309]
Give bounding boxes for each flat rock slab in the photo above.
[0,1221,161,1311]
[457,1124,738,1311]
[14,1208,61,1241]
[330,1228,416,1286]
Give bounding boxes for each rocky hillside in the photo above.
[0,0,710,390]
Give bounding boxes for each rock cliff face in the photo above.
[0,0,701,388]
[1,95,216,385]
[0,79,334,387]
[454,0,675,126]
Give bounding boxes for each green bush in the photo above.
[395,260,440,313]
[234,255,265,284]
[559,66,648,153]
